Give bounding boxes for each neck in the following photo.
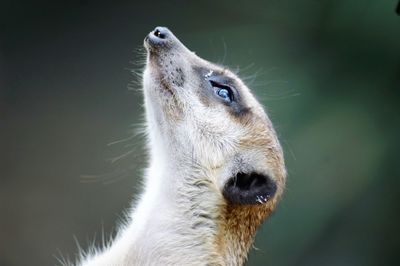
[126,156,271,265]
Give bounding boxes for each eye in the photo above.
[209,80,234,103]
[217,88,232,102]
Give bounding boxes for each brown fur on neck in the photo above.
[212,116,285,265]
[214,199,278,265]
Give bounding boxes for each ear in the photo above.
[223,172,277,205]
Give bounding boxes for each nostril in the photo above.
[154,28,166,39]
[145,27,171,48]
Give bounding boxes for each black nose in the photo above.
[153,27,168,39]
[145,26,171,47]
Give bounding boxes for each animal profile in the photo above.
[73,26,286,266]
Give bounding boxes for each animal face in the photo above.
[143,27,285,207]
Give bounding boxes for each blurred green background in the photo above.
[1,1,399,265]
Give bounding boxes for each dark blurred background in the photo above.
[1,0,399,265]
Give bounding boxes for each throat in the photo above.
[128,164,224,264]
[130,165,271,265]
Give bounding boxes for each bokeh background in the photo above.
[1,1,399,265]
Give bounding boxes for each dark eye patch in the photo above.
[193,66,251,117]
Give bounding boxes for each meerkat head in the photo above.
[143,27,285,209]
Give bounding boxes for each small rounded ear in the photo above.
[223,172,277,205]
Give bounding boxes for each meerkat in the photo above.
[76,27,286,266]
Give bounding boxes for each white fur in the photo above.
[72,27,285,266]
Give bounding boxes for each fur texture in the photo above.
[74,27,286,266]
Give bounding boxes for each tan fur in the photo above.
[217,116,286,265]
[77,27,285,266]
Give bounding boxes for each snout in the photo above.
[145,27,170,46]
[144,26,177,50]
[144,26,189,54]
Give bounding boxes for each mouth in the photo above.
[144,27,189,97]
